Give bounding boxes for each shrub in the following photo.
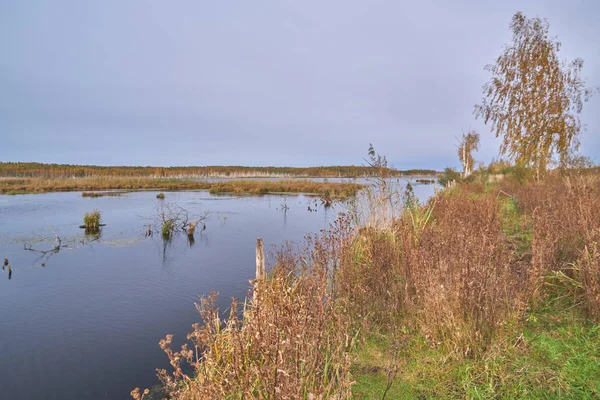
[437,167,461,187]
[506,164,535,184]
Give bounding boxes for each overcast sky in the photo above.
[1,1,598,169]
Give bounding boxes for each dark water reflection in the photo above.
[0,179,434,400]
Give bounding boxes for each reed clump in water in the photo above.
[156,192,165,199]
[83,210,102,234]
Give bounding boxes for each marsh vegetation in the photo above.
[0,176,363,197]
[83,210,102,234]
[0,162,437,179]
[132,169,600,399]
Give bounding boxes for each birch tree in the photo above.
[474,12,596,178]
[457,130,480,178]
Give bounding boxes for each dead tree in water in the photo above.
[154,201,208,240]
[23,226,63,264]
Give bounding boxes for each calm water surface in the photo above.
[0,179,434,399]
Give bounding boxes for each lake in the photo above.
[0,178,435,399]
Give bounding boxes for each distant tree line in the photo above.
[0,162,439,179]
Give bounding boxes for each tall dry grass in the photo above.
[133,226,357,400]
[409,196,520,356]
[337,192,522,357]
[133,172,600,399]
[577,238,600,321]
[501,174,600,319]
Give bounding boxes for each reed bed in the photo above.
[208,179,361,198]
[0,177,362,197]
[0,161,438,179]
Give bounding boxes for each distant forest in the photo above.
[0,162,439,178]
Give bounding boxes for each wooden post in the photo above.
[255,238,265,281]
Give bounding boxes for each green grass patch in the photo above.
[351,304,600,399]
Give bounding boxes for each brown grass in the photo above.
[500,175,600,317]
[338,192,522,357]
[133,230,357,400]
[133,173,600,399]
[0,161,438,179]
[0,177,362,197]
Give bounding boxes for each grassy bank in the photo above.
[0,177,362,197]
[350,175,600,398]
[133,174,600,399]
[352,305,599,398]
